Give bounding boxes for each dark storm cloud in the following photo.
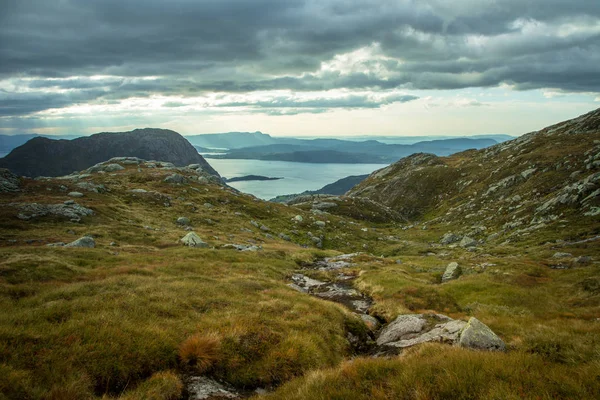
[1,0,599,117]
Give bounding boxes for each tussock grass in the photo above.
[179,334,221,374]
[261,344,600,399]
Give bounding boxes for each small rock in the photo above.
[315,221,326,228]
[552,252,573,258]
[361,314,380,331]
[180,232,209,248]
[64,236,95,248]
[64,200,75,205]
[440,232,461,245]
[459,236,478,248]
[164,174,187,184]
[260,225,270,232]
[574,256,592,264]
[68,192,84,198]
[176,216,191,226]
[293,215,303,223]
[442,262,462,283]
[130,188,148,193]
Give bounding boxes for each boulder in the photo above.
[164,174,187,184]
[376,314,429,346]
[459,236,478,248]
[458,317,506,351]
[176,216,191,226]
[64,236,95,248]
[180,232,209,248]
[552,252,573,258]
[0,169,20,192]
[442,262,462,282]
[440,232,461,245]
[376,313,505,352]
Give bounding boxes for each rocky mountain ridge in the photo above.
[345,108,600,245]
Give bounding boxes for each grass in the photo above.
[0,159,599,399]
[259,344,600,400]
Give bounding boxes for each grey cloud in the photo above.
[1,0,599,117]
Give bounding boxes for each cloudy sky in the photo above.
[1,0,599,137]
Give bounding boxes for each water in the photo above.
[206,158,388,200]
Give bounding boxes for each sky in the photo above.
[0,0,599,137]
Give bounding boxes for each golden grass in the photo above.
[178,334,221,374]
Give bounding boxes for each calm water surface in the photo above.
[206,158,388,200]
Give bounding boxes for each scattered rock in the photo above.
[574,256,592,264]
[458,317,506,351]
[46,242,66,247]
[130,188,148,193]
[442,262,462,283]
[312,202,338,210]
[278,233,291,241]
[176,216,191,226]
[64,236,95,248]
[293,215,303,222]
[552,252,573,258]
[221,244,261,252]
[459,236,478,248]
[164,173,187,184]
[87,163,125,173]
[440,232,461,245]
[250,220,259,228]
[315,221,326,228]
[68,192,84,198]
[180,232,209,248]
[186,376,239,399]
[260,225,270,232]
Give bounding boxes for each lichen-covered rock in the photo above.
[459,236,478,248]
[440,232,461,245]
[0,169,20,193]
[376,314,429,346]
[442,262,462,282]
[64,236,95,248]
[15,203,94,221]
[180,232,209,248]
[458,317,506,351]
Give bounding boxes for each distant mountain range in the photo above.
[203,137,498,163]
[0,129,218,178]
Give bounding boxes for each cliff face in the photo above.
[0,128,219,177]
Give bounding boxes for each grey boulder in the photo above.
[64,236,95,248]
[180,232,209,248]
[458,317,506,351]
[442,262,462,282]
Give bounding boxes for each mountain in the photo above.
[0,134,82,155]
[346,108,600,239]
[185,131,286,149]
[0,128,219,178]
[207,138,497,163]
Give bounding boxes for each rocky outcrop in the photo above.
[377,313,505,351]
[0,128,219,178]
[0,169,20,192]
[14,202,94,222]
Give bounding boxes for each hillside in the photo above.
[0,128,219,178]
[349,108,600,240]
[0,110,599,399]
